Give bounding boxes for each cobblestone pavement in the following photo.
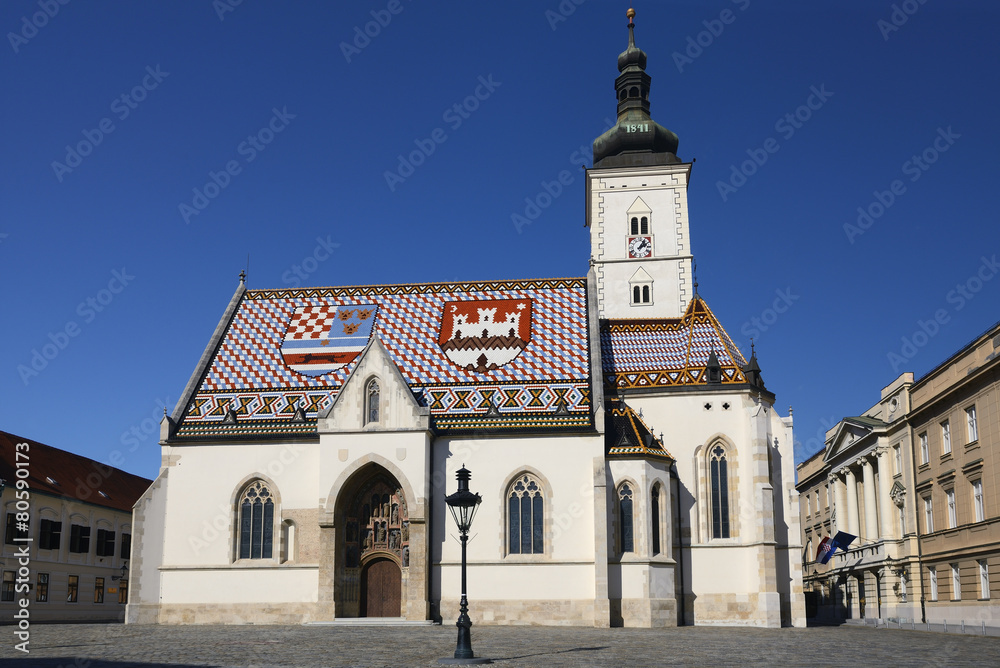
[1,623,997,667]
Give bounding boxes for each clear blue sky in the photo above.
[2,1,998,478]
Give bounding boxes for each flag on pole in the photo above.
[817,536,834,564]
[830,531,857,553]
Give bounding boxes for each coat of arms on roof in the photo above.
[280,304,377,377]
[438,298,532,373]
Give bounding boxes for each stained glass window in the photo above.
[710,445,730,539]
[238,480,274,559]
[508,474,544,554]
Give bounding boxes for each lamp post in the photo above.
[439,466,490,665]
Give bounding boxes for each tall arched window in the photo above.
[651,483,661,555]
[640,216,649,234]
[238,480,274,559]
[618,483,634,553]
[630,217,639,235]
[507,474,544,555]
[710,445,730,539]
[366,379,380,425]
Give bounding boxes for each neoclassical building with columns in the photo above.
[799,319,1000,624]
[127,12,805,628]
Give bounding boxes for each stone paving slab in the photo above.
[0,623,997,667]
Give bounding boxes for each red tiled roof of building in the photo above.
[0,431,152,513]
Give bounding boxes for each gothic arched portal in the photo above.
[335,466,409,617]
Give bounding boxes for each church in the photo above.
[127,10,805,628]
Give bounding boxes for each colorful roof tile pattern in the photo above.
[601,297,749,390]
[174,279,592,439]
[605,402,673,460]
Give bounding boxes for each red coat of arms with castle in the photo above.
[438,298,533,373]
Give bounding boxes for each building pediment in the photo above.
[823,417,886,463]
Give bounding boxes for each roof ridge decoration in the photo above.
[601,296,750,390]
[247,277,586,300]
[605,400,673,460]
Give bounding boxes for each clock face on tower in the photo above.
[627,236,652,259]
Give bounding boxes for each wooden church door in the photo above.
[361,557,401,617]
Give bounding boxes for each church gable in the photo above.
[172,278,592,440]
[320,336,428,432]
[601,296,749,390]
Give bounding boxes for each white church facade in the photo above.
[127,12,805,628]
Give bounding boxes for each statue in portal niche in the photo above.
[401,522,408,542]
[389,529,400,550]
[362,529,372,551]
[391,503,399,524]
[402,545,409,567]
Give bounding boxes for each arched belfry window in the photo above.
[710,445,730,539]
[507,473,544,555]
[618,483,634,553]
[365,378,380,425]
[238,480,275,559]
[630,217,639,235]
[640,216,649,235]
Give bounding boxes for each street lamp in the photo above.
[439,466,490,665]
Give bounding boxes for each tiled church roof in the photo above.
[173,279,593,440]
[601,297,749,390]
[605,401,673,460]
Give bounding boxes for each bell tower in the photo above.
[587,8,694,320]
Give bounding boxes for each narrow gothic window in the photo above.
[651,483,661,555]
[366,379,380,424]
[640,216,649,234]
[618,484,634,553]
[630,217,639,235]
[642,285,650,303]
[633,286,641,303]
[238,480,274,559]
[508,474,544,554]
[710,445,730,539]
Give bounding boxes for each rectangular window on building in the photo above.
[893,445,902,475]
[120,533,131,559]
[36,573,48,603]
[118,579,128,605]
[973,480,985,522]
[966,405,978,443]
[69,525,91,553]
[898,504,906,535]
[980,560,990,600]
[929,566,938,600]
[96,529,115,557]
[805,494,811,517]
[1,571,14,602]
[941,420,951,454]
[920,432,929,464]
[94,577,104,604]
[924,496,934,533]
[952,563,961,600]
[947,489,957,528]
[4,513,29,544]
[39,519,62,550]
[67,575,78,603]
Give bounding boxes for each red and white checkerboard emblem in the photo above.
[281,304,377,377]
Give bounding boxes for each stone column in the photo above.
[876,448,893,539]
[827,475,838,534]
[862,457,878,541]
[845,467,860,538]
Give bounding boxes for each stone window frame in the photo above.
[230,473,283,564]
[649,480,667,557]
[364,376,381,426]
[979,559,990,600]
[941,420,951,455]
[919,432,929,465]
[923,494,934,533]
[928,565,938,601]
[694,435,740,543]
[499,467,553,562]
[951,562,961,601]
[945,487,957,529]
[971,478,985,523]
[613,478,639,556]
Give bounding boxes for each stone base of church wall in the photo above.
[438,598,596,626]
[157,602,319,625]
[691,593,782,627]
[126,604,162,625]
[611,597,677,628]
